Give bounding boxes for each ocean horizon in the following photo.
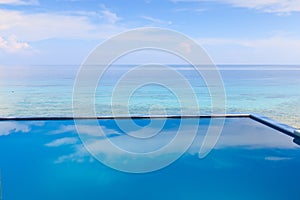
[1,64,299,128]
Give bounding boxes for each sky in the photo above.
[1,0,300,65]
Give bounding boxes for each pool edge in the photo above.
[0,114,298,139]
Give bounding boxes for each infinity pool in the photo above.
[0,116,299,200]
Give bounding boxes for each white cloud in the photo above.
[142,16,172,25]
[177,42,192,54]
[50,119,300,166]
[54,144,92,163]
[223,0,300,14]
[45,137,78,147]
[173,8,206,12]
[0,121,30,136]
[198,36,300,64]
[0,35,30,52]
[265,156,292,161]
[0,7,124,42]
[50,125,76,135]
[0,0,39,5]
[172,0,300,14]
[100,4,121,24]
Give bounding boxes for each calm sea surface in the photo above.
[0,65,299,128]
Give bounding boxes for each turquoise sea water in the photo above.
[0,65,300,127]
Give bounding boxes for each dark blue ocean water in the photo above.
[0,65,300,127]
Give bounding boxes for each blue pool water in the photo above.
[0,65,300,127]
[0,117,299,199]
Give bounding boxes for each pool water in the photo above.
[0,117,299,200]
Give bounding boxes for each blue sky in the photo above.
[1,0,300,65]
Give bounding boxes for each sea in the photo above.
[1,65,300,200]
[0,65,299,128]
